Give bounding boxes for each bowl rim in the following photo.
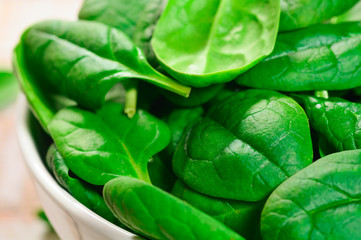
[16,99,137,239]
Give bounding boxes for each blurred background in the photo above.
[0,0,82,239]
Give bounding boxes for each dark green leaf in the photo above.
[261,150,361,240]
[173,90,313,201]
[151,0,280,87]
[148,155,176,192]
[236,22,361,92]
[104,176,245,240]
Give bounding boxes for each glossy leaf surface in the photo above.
[152,0,280,87]
[295,95,361,151]
[279,0,359,31]
[172,181,263,239]
[104,176,244,240]
[261,150,361,240]
[21,20,190,110]
[173,90,313,201]
[48,102,170,185]
[46,144,121,225]
[79,0,166,66]
[236,22,361,92]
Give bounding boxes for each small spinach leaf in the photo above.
[236,22,361,92]
[104,176,245,240]
[48,102,170,185]
[261,150,361,240]
[151,0,280,87]
[0,70,18,109]
[173,90,313,201]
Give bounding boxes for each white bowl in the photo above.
[17,101,141,240]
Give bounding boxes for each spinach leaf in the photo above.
[333,1,361,24]
[104,176,245,240]
[295,95,361,151]
[46,144,122,226]
[48,102,170,185]
[236,22,361,92]
[172,181,263,240]
[279,0,359,31]
[261,150,361,240]
[21,20,190,110]
[79,0,166,67]
[162,84,224,107]
[0,70,18,109]
[151,0,280,87]
[173,90,313,201]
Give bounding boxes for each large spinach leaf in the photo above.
[295,95,361,151]
[173,90,313,201]
[236,22,361,92]
[46,144,122,226]
[48,102,170,185]
[279,0,359,31]
[172,180,263,239]
[21,20,190,110]
[79,0,166,66]
[104,176,245,240]
[261,150,361,240]
[151,0,280,87]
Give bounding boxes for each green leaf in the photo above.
[151,0,280,87]
[172,181,264,239]
[294,95,361,152]
[48,102,171,185]
[148,155,176,192]
[236,22,361,92]
[46,144,122,226]
[21,20,190,110]
[173,90,313,201]
[279,0,359,31]
[79,0,166,66]
[332,1,361,24]
[104,176,245,240]
[0,70,18,109]
[261,150,361,240]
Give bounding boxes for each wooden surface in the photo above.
[0,0,82,239]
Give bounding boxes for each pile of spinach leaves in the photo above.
[13,0,361,239]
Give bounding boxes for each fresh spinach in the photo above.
[261,150,361,240]
[173,90,313,201]
[332,1,361,24]
[48,102,170,185]
[172,180,264,239]
[104,176,245,240]
[236,22,361,92]
[151,0,280,87]
[21,20,190,110]
[279,0,359,31]
[295,95,361,151]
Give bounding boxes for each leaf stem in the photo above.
[146,73,191,98]
[124,81,138,118]
[315,90,329,99]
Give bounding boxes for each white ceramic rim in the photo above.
[16,98,137,239]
